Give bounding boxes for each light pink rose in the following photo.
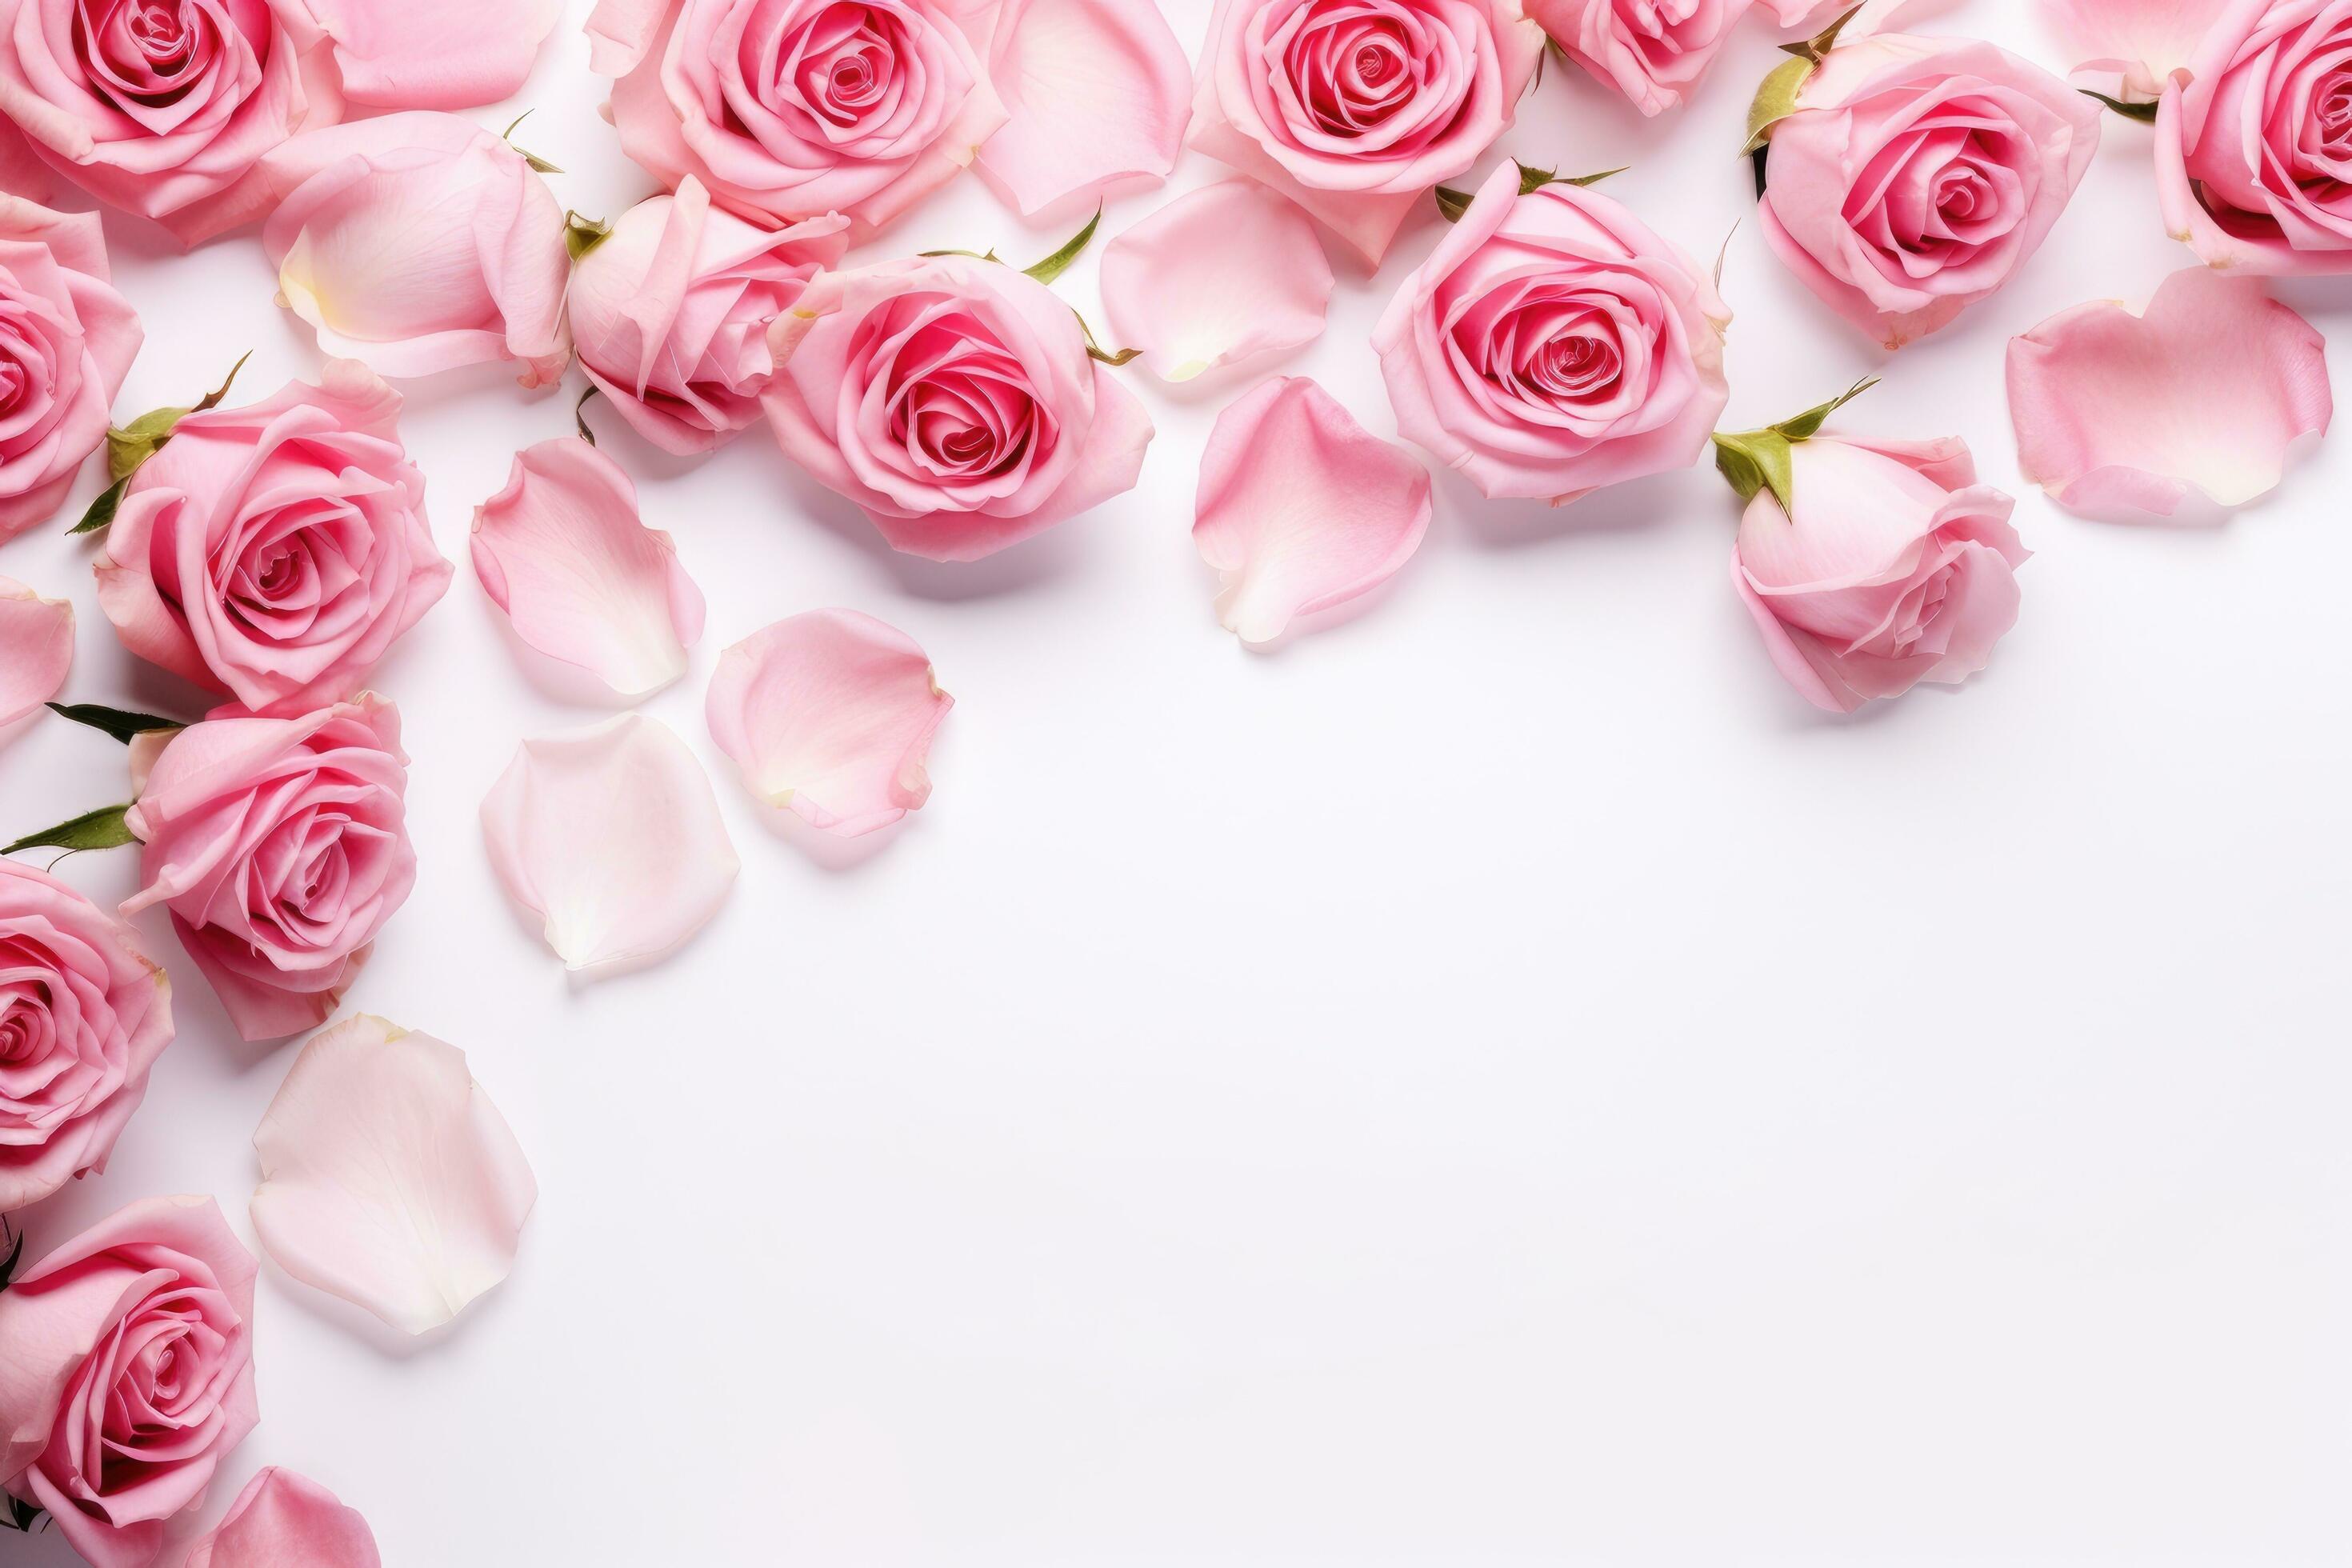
[2155,0,2352,270]
[1758,34,2099,346]
[0,859,172,1214]
[1188,0,1544,263]
[1732,432,2028,712]
[95,361,448,718]
[1374,165,1730,504]
[762,254,1153,561]
[256,112,570,386]
[122,694,414,1041]
[184,1467,379,1568]
[0,1195,257,1568]
[586,0,1008,233]
[1530,0,1816,114]
[0,194,140,539]
[0,0,339,245]
[570,177,847,456]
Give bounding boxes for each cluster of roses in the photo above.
[1,0,2346,1559]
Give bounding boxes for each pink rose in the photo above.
[570,177,847,456]
[122,694,414,1041]
[0,194,140,540]
[1756,34,2099,346]
[0,0,337,245]
[762,255,1154,560]
[1530,0,1812,114]
[2156,0,2352,271]
[1188,0,1544,262]
[0,1195,257,1568]
[95,361,449,717]
[586,0,1009,233]
[256,112,570,386]
[1373,165,1730,504]
[0,860,172,1214]
[1730,431,2028,712]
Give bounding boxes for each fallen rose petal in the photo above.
[471,438,706,699]
[251,1014,535,1336]
[186,1469,380,1568]
[480,715,739,971]
[1098,182,1334,382]
[1194,378,1433,645]
[706,610,953,837]
[2042,0,2225,101]
[283,0,562,110]
[975,0,1192,214]
[2006,267,2331,515]
[0,578,71,732]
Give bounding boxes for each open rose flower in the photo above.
[255,112,570,385]
[122,694,414,1042]
[1729,430,2028,712]
[762,254,1153,560]
[1189,0,1545,262]
[0,194,140,539]
[1374,166,1730,503]
[0,1195,257,1568]
[586,0,1007,233]
[1531,0,1818,114]
[1757,33,2100,346]
[0,0,336,245]
[0,859,173,1214]
[96,360,449,717]
[2155,0,2352,270]
[570,178,847,455]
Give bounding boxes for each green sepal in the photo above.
[4,803,137,857]
[45,703,182,743]
[0,1491,39,1533]
[575,386,601,446]
[1742,55,1817,155]
[918,246,1002,263]
[0,1219,21,1293]
[70,476,129,534]
[1022,209,1101,286]
[564,211,612,262]
[1071,309,1139,367]
[1436,161,1627,222]
[502,111,562,174]
[1710,376,1878,514]
[2078,88,2161,122]
[74,351,252,533]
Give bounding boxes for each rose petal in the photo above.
[0,578,71,731]
[1098,182,1334,382]
[186,1469,380,1568]
[251,1014,536,1336]
[1194,377,1433,644]
[285,0,561,109]
[2041,0,2226,100]
[471,438,706,699]
[2006,267,2332,514]
[706,610,953,838]
[480,715,739,972]
[974,0,1192,215]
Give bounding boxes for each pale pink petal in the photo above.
[480,715,739,971]
[2042,0,2225,99]
[471,438,706,700]
[186,1469,380,1568]
[2006,267,2331,514]
[585,0,673,75]
[974,0,1191,214]
[705,610,953,838]
[250,1014,536,1336]
[286,0,561,108]
[1193,377,1433,645]
[1098,182,1334,382]
[0,578,71,731]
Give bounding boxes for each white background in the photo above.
[4,0,2348,1562]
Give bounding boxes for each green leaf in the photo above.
[1433,185,1474,222]
[1,1492,39,1533]
[1742,54,1817,154]
[1771,374,1878,440]
[2078,88,2161,122]
[564,211,611,262]
[70,475,129,535]
[1557,164,1628,188]
[4,804,137,857]
[1022,208,1101,286]
[1711,430,1794,514]
[45,703,182,743]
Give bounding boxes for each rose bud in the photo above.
[1529,0,1820,116]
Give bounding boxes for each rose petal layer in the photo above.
[1098,182,1334,382]
[0,578,71,732]
[975,0,1192,214]
[186,1468,381,1568]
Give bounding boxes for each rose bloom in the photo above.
[0,860,173,1214]
[762,254,1154,561]
[2156,0,2352,270]
[0,1195,257,1568]
[256,112,570,385]
[586,0,1007,233]
[1189,0,1544,262]
[1732,432,2028,713]
[0,194,140,539]
[1758,34,2099,346]
[1530,0,1813,115]
[1374,165,1730,504]
[570,177,848,455]
[95,360,449,717]
[122,694,414,1042]
[0,0,335,244]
